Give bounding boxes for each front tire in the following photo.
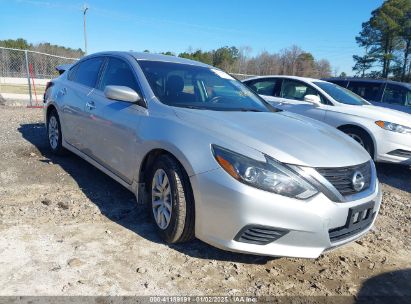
[343,127,374,158]
[148,155,195,243]
[47,109,65,155]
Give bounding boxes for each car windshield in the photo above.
[314,81,370,106]
[138,60,274,112]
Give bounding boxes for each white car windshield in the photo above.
[314,81,370,106]
[138,60,275,112]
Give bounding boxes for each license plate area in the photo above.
[329,201,376,243]
[347,201,375,228]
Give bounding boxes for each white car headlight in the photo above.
[212,145,318,199]
[375,121,411,134]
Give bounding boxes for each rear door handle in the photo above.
[85,100,95,110]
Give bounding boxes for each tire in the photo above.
[342,127,374,158]
[147,155,195,243]
[47,109,66,155]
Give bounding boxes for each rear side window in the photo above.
[99,57,140,94]
[382,84,411,106]
[347,81,383,102]
[70,57,103,88]
[246,79,277,96]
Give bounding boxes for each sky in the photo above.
[0,0,384,74]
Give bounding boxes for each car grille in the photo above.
[234,225,289,245]
[316,161,372,196]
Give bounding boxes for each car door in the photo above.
[379,83,411,114]
[86,56,146,184]
[244,78,282,105]
[58,57,104,151]
[275,78,328,122]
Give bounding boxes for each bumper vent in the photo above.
[388,149,411,158]
[234,225,289,245]
[316,161,371,196]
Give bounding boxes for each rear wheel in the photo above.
[47,109,66,155]
[148,155,195,243]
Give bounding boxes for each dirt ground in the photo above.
[0,106,410,299]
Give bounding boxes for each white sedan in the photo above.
[243,76,411,165]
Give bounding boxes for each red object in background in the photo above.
[27,63,43,108]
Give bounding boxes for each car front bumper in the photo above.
[375,131,411,165]
[190,168,382,259]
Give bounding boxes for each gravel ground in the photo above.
[0,106,410,299]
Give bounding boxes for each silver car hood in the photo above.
[174,108,370,168]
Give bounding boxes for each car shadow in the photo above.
[18,123,274,264]
[356,268,411,303]
[376,163,411,193]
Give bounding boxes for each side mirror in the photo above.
[104,85,141,103]
[304,94,322,106]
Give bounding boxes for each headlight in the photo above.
[212,145,318,199]
[375,121,411,134]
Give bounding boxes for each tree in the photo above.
[0,38,31,50]
[352,54,376,76]
[354,0,409,78]
[397,1,411,81]
[161,51,175,56]
[315,59,332,78]
[296,52,315,77]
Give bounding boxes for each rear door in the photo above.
[58,57,104,151]
[243,78,282,105]
[379,83,411,114]
[86,56,146,184]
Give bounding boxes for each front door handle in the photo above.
[85,100,95,110]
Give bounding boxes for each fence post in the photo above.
[24,50,32,106]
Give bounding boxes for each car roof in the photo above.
[323,77,411,88]
[82,51,212,68]
[242,75,327,83]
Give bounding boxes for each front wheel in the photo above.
[343,127,374,158]
[148,155,195,243]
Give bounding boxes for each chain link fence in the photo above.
[0,47,79,106]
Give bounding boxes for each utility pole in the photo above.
[83,4,89,55]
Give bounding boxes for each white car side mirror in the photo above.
[304,94,322,106]
[104,85,141,103]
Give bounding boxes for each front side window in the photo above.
[138,60,274,112]
[347,81,383,102]
[99,57,140,94]
[246,79,277,96]
[281,79,326,104]
[382,84,410,107]
[314,81,369,106]
[70,57,103,88]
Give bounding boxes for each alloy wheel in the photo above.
[48,116,59,150]
[151,169,172,230]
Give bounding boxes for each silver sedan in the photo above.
[44,52,381,258]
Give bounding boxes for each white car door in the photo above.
[275,78,328,122]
